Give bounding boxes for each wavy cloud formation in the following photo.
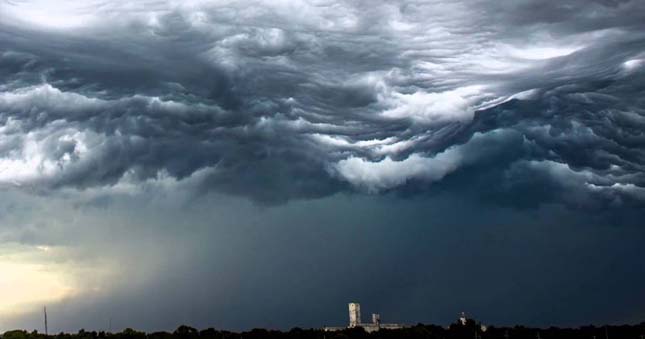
[1,0,644,208]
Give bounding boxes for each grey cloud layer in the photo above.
[1,0,645,206]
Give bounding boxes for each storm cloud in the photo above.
[0,0,643,206]
[1,0,645,333]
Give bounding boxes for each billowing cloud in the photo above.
[1,0,643,207]
[334,152,462,192]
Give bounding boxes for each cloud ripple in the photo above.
[1,0,644,207]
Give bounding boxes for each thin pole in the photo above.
[44,306,48,336]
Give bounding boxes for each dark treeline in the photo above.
[3,321,645,339]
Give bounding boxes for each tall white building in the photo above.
[349,303,361,328]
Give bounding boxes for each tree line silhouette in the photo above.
[3,321,645,339]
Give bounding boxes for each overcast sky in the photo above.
[1,0,645,333]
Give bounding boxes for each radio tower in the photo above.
[44,306,48,336]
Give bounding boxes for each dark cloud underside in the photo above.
[0,0,644,206]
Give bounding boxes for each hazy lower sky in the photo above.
[1,0,645,333]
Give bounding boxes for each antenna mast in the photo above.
[44,306,48,336]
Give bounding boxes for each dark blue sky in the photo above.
[1,0,645,333]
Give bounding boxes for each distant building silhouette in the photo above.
[324,302,407,333]
[459,311,468,326]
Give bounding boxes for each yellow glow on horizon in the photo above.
[0,260,75,316]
